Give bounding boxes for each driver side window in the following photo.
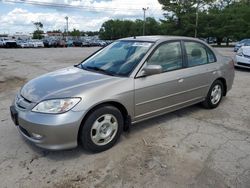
[147,42,183,72]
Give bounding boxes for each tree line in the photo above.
[99,0,250,45]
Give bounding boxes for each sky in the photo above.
[0,0,164,34]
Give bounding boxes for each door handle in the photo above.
[178,78,184,83]
[206,68,218,74]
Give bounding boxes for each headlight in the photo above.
[32,98,81,114]
[237,48,243,56]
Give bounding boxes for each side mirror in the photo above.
[142,65,162,76]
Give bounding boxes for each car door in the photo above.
[179,40,219,101]
[134,41,188,121]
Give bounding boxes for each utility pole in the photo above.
[142,7,149,36]
[65,16,69,38]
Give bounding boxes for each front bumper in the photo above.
[235,55,250,69]
[10,104,85,150]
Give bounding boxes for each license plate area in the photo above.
[10,106,19,126]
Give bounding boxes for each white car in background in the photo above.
[16,40,29,48]
[0,38,17,48]
[235,46,250,69]
[28,39,44,48]
[234,39,250,52]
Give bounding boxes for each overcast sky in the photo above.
[0,0,164,34]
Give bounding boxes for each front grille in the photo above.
[237,62,250,67]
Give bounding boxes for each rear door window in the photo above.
[184,42,216,67]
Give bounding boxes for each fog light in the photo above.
[31,133,43,140]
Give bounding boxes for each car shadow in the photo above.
[128,104,202,134]
[22,138,92,162]
[235,67,250,72]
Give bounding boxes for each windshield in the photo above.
[244,41,250,46]
[79,40,153,76]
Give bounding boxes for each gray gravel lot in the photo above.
[0,47,249,188]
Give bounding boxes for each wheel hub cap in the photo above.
[210,84,222,105]
[90,114,118,146]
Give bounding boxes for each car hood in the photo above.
[21,67,115,102]
[242,46,250,55]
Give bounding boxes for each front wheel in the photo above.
[79,105,123,152]
[202,80,224,109]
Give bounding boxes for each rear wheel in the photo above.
[79,105,123,152]
[202,80,224,109]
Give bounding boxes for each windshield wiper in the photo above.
[85,66,115,76]
[74,64,86,70]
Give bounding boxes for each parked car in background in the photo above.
[235,45,250,69]
[206,37,217,44]
[28,39,44,48]
[0,38,17,48]
[16,40,29,48]
[91,40,100,47]
[82,41,91,47]
[0,39,3,47]
[43,39,58,47]
[57,39,66,47]
[66,40,74,47]
[73,39,83,47]
[234,39,250,52]
[98,40,107,47]
[10,36,234,152]
[105,40,113,45]
[42,39,50,47]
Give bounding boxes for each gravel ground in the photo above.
[0,47,249,188]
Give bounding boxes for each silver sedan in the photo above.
[10,36,235,152]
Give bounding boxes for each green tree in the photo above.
[98,1,250,43]
[132,19,144,36]
[70,28,81,38]
[222,1,250,40]
[47,30,62,33]
[99,18,161,40]
[34,22,43,30]
[145,17,161,35]
[84,31,99,36]
[199,1,250,45]
[158,0,215,37]
[32,22,44,39]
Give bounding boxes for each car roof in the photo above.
[119,35,201,43]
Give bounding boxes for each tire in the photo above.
[202,80,224,109]
[79,105,123,152]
